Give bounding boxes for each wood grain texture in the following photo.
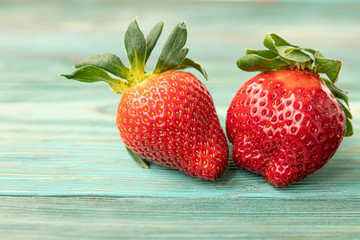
[0,0,360,239]
[0,196,359,240]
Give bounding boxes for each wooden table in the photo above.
[1,0,359,239]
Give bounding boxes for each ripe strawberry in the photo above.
[227,34,353,187]
[60,19,228,180]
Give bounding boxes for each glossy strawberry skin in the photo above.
[226,68,346,187]
[117,71,229,180]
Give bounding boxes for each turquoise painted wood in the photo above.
[1,0,360,239]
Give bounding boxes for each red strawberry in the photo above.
[227,34,353,187]
[117,70,228,179]
[60,19,228,180]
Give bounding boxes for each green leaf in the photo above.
[281,48,313,63]
[124,18,146,78]
[264,33,312,63]
[264,33,299,52]
[338,101,352,120]
[303,48,324,58]
[74,53,130,80]
[237,54,290,72]
[315,57,342,83]
[322,77,349,107]
[60,66,128,94]
[303,48,342,82]
[61,65,114,83]
[246,49,280,59]
[145,21,164,63]
[154,21,189,74]
[304,50,324,73]
[175,58,209,81]
[344,118,353,137]
[125,146,149,169]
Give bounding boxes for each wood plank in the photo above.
[0,116,359,199]
[0,196,359,239]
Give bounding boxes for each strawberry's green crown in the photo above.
[60,19,208,94]
[237,33,353,137]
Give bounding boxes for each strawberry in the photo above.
[60,19,228,180]
[226,34,353,187]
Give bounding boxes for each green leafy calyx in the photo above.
[60,19,208,94]
[237,33,352,137]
